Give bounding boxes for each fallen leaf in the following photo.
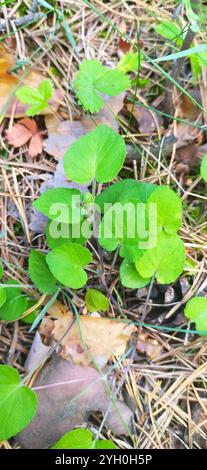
[127,102,160,134]
[0,45,62,117]
[52,314,135,366]
[44,94,125,160]
[176,89,201,120]
[175,122,204,148]
[5,117,43,158]
[118,38,131,52]
[40,308,136,367]
[16,356,133,448]
[25,331,51,371]
[136,333,163,360]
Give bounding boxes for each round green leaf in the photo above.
[135,232,185,284]
[95,179,156,213]
[29,250,57,294]
[200,153,207,182]
[185,297,207,336]
[0,287,6,308]
[64,124,126,184]
[85,288,109,312]
[184,297,207,321]
[0,280,28,321]
[33,188,82,224]
[51,429,93,449]
[0,365,38,440]
[46,243,92,289]
[46,220,89,249]
[98,201,146,253]
[120,259,151,288]
[147,186,182,234]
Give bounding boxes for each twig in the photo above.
[164,0,201,118]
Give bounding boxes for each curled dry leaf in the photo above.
[136,333,163,360]
[5,117,43,158]
[16,356,133,448]
[40,307,136,367]
[0,44,62,117]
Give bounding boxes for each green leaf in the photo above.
[154,44,207,63]
[147,186,182,234]
[120,259,151,289]
[64,124,126,184]
[0,261,3,279]
[98,201,148,254]
[73,59,130,113]
[29,250,57,294]
[184,297,207,336]
[0,280,28,321]
[118,50,142,73]
[16,79,53,116]
[135,232,185,284]
[95,179,156,213]
[46,220,89,249]
[0,365,38,440]
[51,429,93,449]
[46,243,92,289]
[33,188,82,224]
[0,287,6,308]
[200,153,207,182]
[85,288,109,312]
[154,21,183,45]
[94,439,117,449]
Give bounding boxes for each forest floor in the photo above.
[0,0,207,450]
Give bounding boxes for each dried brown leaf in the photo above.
[51,314,136,366]
[16,356,133,448]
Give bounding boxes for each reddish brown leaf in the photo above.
[5,123,32,147]
[28,133,43,158]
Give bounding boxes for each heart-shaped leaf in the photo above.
[184,297,207,335]
[135,232,185,284]
[95,179,156,213]
[0,280,28,321]
[0,365,38,440]
[64,124,126,184]
[147,186,182,234]
[46,243,92,289]
[29,250,57,294]
[120,259,151,288]
[33,188,82,224]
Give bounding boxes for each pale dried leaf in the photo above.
[25,331,51,371]
[50,312,136,366]
[28,133,43,158]
[16,356,133,448]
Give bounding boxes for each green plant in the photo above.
[31,123,185,292]
[85,288,109,312]
[16,79,53,116]
[0,365,38,440]
[0,280,28,321]
[51,428,117,449]
[200,153,207,182]
[154,19,207,81]
[73,59,130,112]
[184,297,207,335]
